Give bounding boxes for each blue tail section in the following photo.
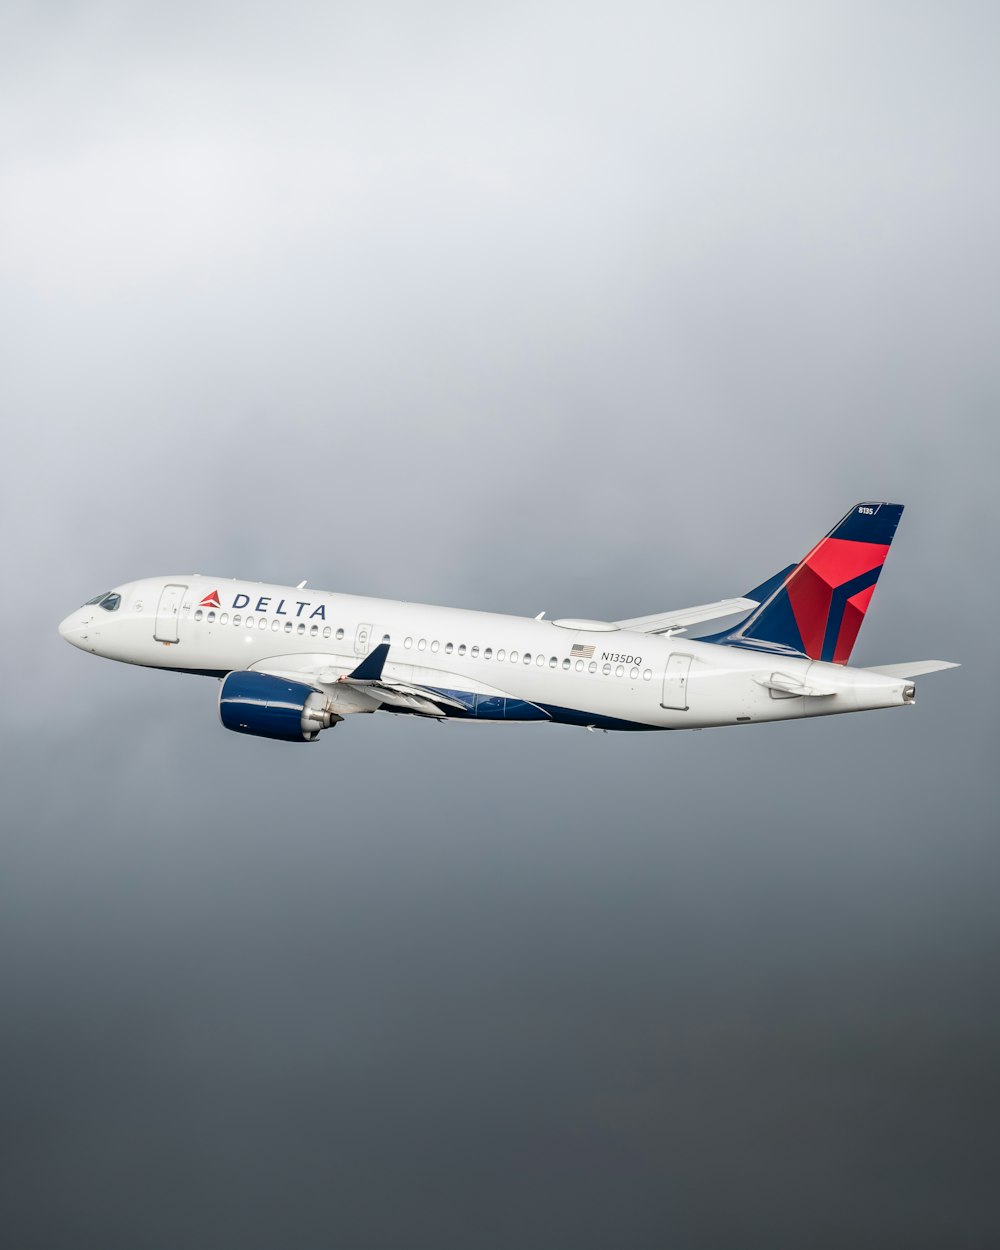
[743,564,797,607]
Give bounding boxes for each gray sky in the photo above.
[3,3,999,1247]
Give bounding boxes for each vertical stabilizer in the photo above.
[711,503,904,663]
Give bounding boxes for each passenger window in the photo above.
[471,646,480,658]
[445,642,453,654]
[323,627,332,639]
[431,640,439,653]
[418,639,427,651]
[336,628,345,641]
[271,619,280,632]
[603,663,612,675]
[220,613,229,625]
[484,647,493,659]
[589,661,597,674]
[536,654,545,667]
[642,669,651,680]
[207,611,216,623]
[404,637,413,649]
[297,623,306,635]
[510,651,519,663]
[382,634,391,645]
[310,624,319,636]
[575,660,584,671]
[284,621,293,633]
[630,667,639,679]
[458,644,466,656]
[523,653,531,664]
[615,665,624,677]
[194,609,203,621]
[549,656,557,669]
[246,616,254,628]
[496,649,506,662]
[258,619,267,631]
[233,614,241,626]
[562,659,571,670]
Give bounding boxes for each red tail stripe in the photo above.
[785,565,833,660]
[833,590,875,664]
[806,537,890,586]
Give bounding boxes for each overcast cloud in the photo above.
[2,3,999,1247]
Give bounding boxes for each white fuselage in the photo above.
[58,575,915,732]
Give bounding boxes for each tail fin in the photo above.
[709,502,904,663]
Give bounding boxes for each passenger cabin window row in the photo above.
[399,635,652,681]
[186,603,335,639]
[182,606,653,680]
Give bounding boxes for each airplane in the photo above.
[58,502,957,743]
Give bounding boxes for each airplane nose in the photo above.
[59,610,90,648]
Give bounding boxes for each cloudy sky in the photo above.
[3,3,999,1246]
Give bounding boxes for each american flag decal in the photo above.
[570,643,595,659]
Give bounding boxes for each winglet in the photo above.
[348,642,390,681]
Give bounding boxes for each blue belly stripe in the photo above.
[427,687,658,731]
[427,688,550,721]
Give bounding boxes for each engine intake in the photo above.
[219,671,342,742]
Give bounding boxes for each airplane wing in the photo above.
[614,597,758,635]
[253,644,472,717]
[334,675,468,717]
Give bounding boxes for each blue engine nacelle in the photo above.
[219,671,342,742]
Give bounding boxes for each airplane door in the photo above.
[354,622,373,657]
[154,583,187,643]
[661,653,692,710]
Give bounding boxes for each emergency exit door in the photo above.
[354,622,373,656]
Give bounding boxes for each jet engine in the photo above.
[219,671,343,742]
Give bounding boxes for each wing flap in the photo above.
[336,643,471,713]
[336,676,468,715]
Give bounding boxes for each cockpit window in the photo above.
[99,594,122,612]
[84,592,111,606]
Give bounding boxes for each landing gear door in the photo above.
[661,653,692,711]
[154,583,187,643]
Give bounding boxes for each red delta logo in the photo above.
[199,589,222,609]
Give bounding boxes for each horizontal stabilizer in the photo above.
[866,661,960,678]
[615,597,758,635]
